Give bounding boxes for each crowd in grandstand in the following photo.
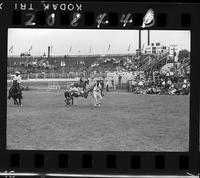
[8,49,190,96]
[127,73,190,95]
[7,53,160,75]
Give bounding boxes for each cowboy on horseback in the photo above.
[13,71,21,83]
[8,71,23,106]
[12,71,23,98]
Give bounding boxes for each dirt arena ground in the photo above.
[7,90,189,151]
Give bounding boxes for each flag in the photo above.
[51,45,53,54]
[28,46,32,52]
[107,44,110,51]
[142,44,144,50]
[9,45,13,53]
[128,44,130,51]
[69,46,72,53]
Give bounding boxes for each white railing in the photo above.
[7,72,108,81]
[7,73,80,81]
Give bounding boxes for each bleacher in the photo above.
[8,53,170,80]
[137,53,169,73]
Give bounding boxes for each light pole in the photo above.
[170,45,178,76]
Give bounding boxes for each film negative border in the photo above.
[0,1,199,176]
[0,152,196,174]
[0,2,196,29]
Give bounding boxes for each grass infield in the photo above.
[7,90,189,151]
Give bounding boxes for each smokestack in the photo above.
[139,30,141,50]
[148,30,150,46]
[48,46,50,58]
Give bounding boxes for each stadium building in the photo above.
[143,42,168,54]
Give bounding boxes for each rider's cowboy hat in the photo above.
[15,71,20,74]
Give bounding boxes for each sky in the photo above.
[8,29,190,56]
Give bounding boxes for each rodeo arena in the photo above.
[7,30,190,151]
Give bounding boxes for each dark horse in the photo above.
[64,86,94,106]
[8,81,23,106]
[64,90,85,106]
[73,80,89,91]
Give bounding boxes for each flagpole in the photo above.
[89,47,92,55]
[69,46,72,56]
[9,45,14,55]
[28,45,32,55]
[107,44,110,57]
[128,44,130,53]
[51,45,53,56]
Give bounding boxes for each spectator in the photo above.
[161,79,166,88]
[100,80,104,96]
[182,79,189,95]
[106,80,109,92]
[138,80,144,88]
[167,78,172,89]
[183,78,187,85]
[111,77,114,90]
[132,80,137,92]
[118,75,122,85]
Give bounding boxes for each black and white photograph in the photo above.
[7,29,190,151]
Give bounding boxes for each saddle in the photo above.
[72,91,85,97]
[72,92,80,97]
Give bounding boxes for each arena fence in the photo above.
[7,72,133,92]
[47,81,61,91]
[7,72,107,80]
[7,73,77,80]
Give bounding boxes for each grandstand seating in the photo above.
[137,53,169,72]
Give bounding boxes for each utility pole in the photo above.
[138,30,141,55]
[170,45,178,75]
[48,46,50,58]
[147,30,150,46]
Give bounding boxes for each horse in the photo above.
[8,81,23,106]
[84,85,95,98]
[64,87,90,106]
[73,80,89,91]
[64,83,97,106]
